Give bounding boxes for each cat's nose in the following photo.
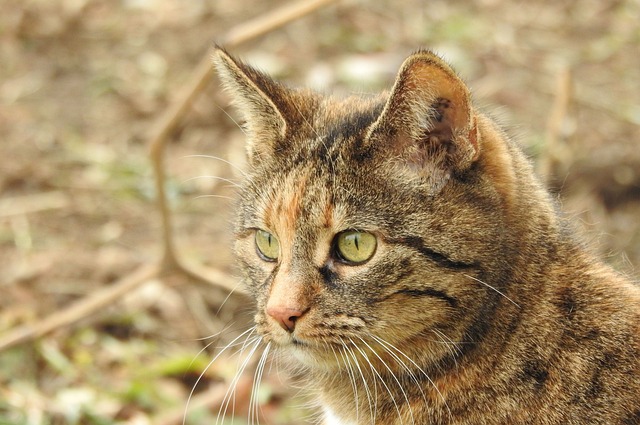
[267,306,307,332]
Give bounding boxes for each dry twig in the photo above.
[0,191,69,218]
[0,263,159,351]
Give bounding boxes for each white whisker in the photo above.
[334,344,360,423]
[194,322,237,342]
[432,329,463,367]
[249,342,271,425]
[349,337,402,424]
[370,334,429,409]
[191,194,235,201]
[217,336,261,424]
[183,154,247,177]
[213,280,245,317]
[463,274,520,308]
[341,339,376,424]
[214,102,248,135]
[186,323,240,374]
[371,334,452,418]
[182,175,241,188]
[357,336,415,425]
[291,99,321,140]
[184,326,257,425]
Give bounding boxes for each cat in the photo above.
[212,46,640,425]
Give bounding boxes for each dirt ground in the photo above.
[1,0,639,424]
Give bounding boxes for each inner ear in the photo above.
[429,97,458,147]
[408,61,474,135]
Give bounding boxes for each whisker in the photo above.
[341,339,376,424]
[183,154,247,177]
[349,337,402,424]
[432,328,463,365]
[184,326,257,425]
[181,175,241,188]
[191,194,235,201]
[213,280,245,317]
[370,334,429,410]
[371,334,452,418]
[432,329,458,369]
[289,98,339,181]
[217,336,262,424]
[357,336,415,425]
[194,322,237,342]
[186,323,241,374]
[220,336,262,423]
[463,274,520,308]
[334,344,360,423]
[291,99,321,140]
[249,342,271,425]
[214,102,248,135]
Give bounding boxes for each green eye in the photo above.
[255,229,279,261]
[335,231,377,264]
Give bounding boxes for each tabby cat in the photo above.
[212,47,640,425]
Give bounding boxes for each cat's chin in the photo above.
[266,336,344,371]
[287,344,343,371]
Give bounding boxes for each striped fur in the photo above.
[213,47,640,425]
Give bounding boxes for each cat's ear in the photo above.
[366,50,480,178]
[213,47,295,164]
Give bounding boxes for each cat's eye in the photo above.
[334,231,377,264]
[255,229,280,261]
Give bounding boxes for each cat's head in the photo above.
[214,47,517,369]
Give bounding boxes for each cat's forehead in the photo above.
[269,94,387,173]
[316,94,386,144]
[240,94,408,234]
[244,94,387,178]
[261,168,319,251]
[246,149,401,236]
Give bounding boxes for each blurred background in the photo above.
[1,0,639,424]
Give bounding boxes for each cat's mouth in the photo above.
[262,329,317,349]
[288,339,347,368]
[258,325,344,362]
[289,336,307,347]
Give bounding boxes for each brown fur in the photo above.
[213,47,640,425]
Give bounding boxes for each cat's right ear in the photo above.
[365,50,480,186]
[212,47,291,164]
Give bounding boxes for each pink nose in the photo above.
[266,306,307,332]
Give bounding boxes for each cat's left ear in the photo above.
[366,50,480,177]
